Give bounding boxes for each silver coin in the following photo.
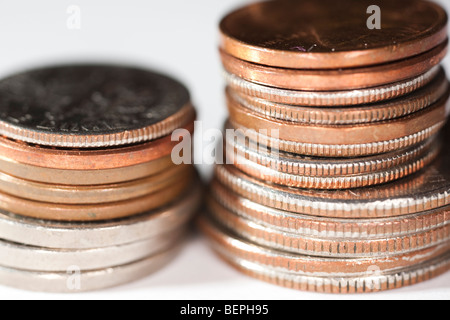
[224,66,440,106]
[0,246,179,293]
[0,229,185,272]
[0,182,201,249]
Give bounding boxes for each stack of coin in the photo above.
[201,0,450,293]
[0,65,201,292]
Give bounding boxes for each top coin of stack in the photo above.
[200,0,450,294]
[0,65,201,292]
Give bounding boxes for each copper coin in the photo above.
[228,68,449,125]
[0,173,200,222]
[210,181,450,240]
[220,41,448,91]
[227,132,440,189]
[0,154,175,186]
[225,66,441,107]
[0,122,194,170]
[220,0,448,69]
[0,165,193,204]
[0,65,194,148]
[207,197,449,258]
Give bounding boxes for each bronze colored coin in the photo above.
[210,181,450,239]
[0,154,175,186]
[226,119,445,157]
[0,122,194,170]
[228,68,449,125]
[225,66,441,107]
[228,80,450,147]
[199,215,449,275]
[227,134,440,189]
[0,173,200,222]
[207,197,450,258]
[220,41,448,91]
[220,0,448,70]
[0,165,193,204]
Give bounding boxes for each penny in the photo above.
[0,154,175,186]
[210,182,450,239]
[0,122,194,170]
[220,41,448,91]
[208,197,450,258]
[0,174,199,221]
[214,140,450,217]
[227,136,440,189]
[228,83,449,146]
[0,229,185,272]
[220,0,448,69]
[228,69,449,125]
[0,164,193,204]
[0,65,194,148]
[225,66,441,107]
[199,215,449,274]
[0,245,180,293]
[227,119,445,157]
[226,133,438,177]
[0,183,201,249]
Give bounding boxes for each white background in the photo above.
[0,0,449,300]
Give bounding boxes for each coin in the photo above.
[228,69,449,125]
[208,197,449,258]
[0,122,193,170]
[220,0,448,69]
[0,164,193,204]
[227,119,445,157]
[0,183,201,249]
[0,229,185,272]
[0,245,180,293]
[225,67,441,107]
[0,65,194,148]
[0,174,199,221]
[210,182,450,239]
[0,154,175,185]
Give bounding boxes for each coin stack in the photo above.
[0,65,201,292]
[201,0,450,293]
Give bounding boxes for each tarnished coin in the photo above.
[0,65,194,148]
[0,245,180,293]
[199,216,450,293]
[225,67,441,107]
[220,0,448,69]
[228,68,449,125]
[220,41,448,91]
[208,197,450,258]
[0,183,201,249]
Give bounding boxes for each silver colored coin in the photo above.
[224,66,440,107]
[0,229,185,272]
[0,246,179,293]
[0,182,201,249]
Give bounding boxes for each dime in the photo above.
[208,197,449,258]
[0,175,200,221]
[0,154,175,186]
[0,245,180,293]
[0,122,193,170]
[0,65,194,148]
[225,67,441,107]
[227,120,445,157]
[220,0,448,69]
[0,164,193,204]
[0,229,185,272]
[0,183,201,249]
[228,69,449,125]
[220,41,448,91]
[210,182,450,239]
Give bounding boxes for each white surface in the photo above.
[0,0,449,300]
